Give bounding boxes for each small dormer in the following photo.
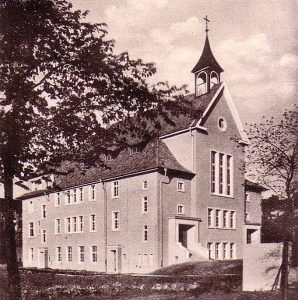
[192,16,223,96]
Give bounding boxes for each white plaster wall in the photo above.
[243,243,283,291]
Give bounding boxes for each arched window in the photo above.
[196,72,207,96]
[210,71,219,88]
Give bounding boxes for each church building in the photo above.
[20,21,262,273]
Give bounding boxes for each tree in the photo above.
[0,1,188,298]
[246,105,298,299]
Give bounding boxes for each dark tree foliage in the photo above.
[0,1,191,298]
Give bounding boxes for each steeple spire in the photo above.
[191,17,223,96]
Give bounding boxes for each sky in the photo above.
[70,0,297,125]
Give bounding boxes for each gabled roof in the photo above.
[17,139,193,200]
[160,83,222,136]
[191,35,223,74]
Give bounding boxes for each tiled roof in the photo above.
[17,86,222,200]
[18,139,193,200]
[160,83,222,136]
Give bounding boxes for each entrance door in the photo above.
[111,250,117,272]
[38,249,48,268]
[178,224,193,248]
[107,248,121,273]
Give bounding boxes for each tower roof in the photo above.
[191,34,223,74]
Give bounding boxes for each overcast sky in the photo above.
[70,0,297,125]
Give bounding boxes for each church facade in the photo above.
[20,27,261,273]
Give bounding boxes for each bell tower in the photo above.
[192,16,223,97]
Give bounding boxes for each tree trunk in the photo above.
[4,172,22,300]
[280,240,289,300]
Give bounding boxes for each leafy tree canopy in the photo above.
[0,0,189,181]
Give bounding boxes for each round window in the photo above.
[218,117,227,131]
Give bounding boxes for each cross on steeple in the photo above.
[204,15,210,33]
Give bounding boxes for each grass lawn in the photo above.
[0,261,296,299]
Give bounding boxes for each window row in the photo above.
[211,151,233,196]
[207,242,236,260]
[208,208,236,229]
[137,253,154,266]
[28,246,98,263]
[28,215,96,237]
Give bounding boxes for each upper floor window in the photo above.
[211,151,233,196]
[42,205,46,219]
[29,222,34,237]
[66,190,71,205]
[73,189,77,203]
[90,214,96,232]
[218,117,227,132]
[245,192,250,203]
[177,205,185,215]
[112,181,119,198]
[79,216,84,232]
[55,218,61,234]
[90,185,96,201]
[143,225,148,242]
[208,208,236,230]
[196,72,207,96]
[73,216,77,232]
[230,243,235,259]
[112,211,120,231]
[42,229,46,243]
[230,211,236,229]
[142,180,148,190]
[66,217,71,233]
[79,188,84,202]
[177,181,185,192]
[129,146,140,155]
[55,193,61,207]
[142,197,148,213]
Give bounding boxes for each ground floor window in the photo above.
[67,246,72,262]
[207,242,236,260]
[79,246,85,262]
[91,246,97,262]
[57,247,62,262]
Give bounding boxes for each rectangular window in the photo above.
[42,229,46,243]
[90,214,96,232]
[245,192,250,203]
[66,217,71,233]
[177,181,185,192]
[30,248,34,261]
[73,189,77,203]
[215,209,220,228]
[138,254,142,266]
[73,216,77,232]
[90,185,95,201]
[208,208,213,228]
[211,151,216,193]
[79,246,85,262]
[67,246,72,262]
[29,222,34,237]
[227,155,232,195]
[57,247,62,262]
[223,242,228,259]
[142,180,148,190]
[79,216,83,232]
[29,201,33,213]
[230,211,236,229]
[207,242,212,259]
[112,211,120,231]
[55,193,61,206]
[177,205,185,215]
[215,242,220,259]
[55,218,61,234]
[142,197,148,213]
[230,243,235,259]
[66,191,71,205]
[91,246,97,262]
[143,225,148,242]
[112,181,119,198]
[223,210,228,229]
[211,151,233,196]
[79,188,83,202]
[42,204,46,219]
[37,221,41,235]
